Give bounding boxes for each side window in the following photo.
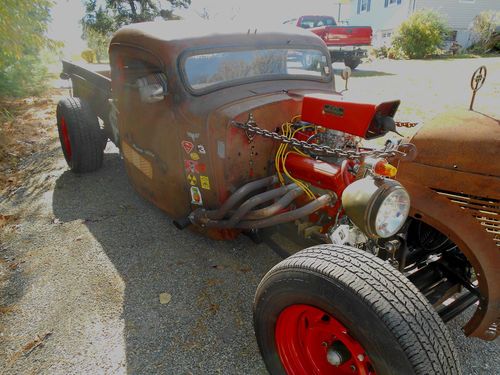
[113,55,167,103]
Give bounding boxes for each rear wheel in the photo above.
[254,245,461,375]
[344,56,361,70]
[56,97,105,173]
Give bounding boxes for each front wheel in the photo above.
[253,245,461,375]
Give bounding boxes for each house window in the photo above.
[384,0,401,7]
[359,0,370,13]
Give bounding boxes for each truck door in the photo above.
[109,47,189,218]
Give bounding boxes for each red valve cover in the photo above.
[301,93,400,139]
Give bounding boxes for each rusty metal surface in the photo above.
[406,109,500,178]
[396,110,500,340]
[107,22,334,238]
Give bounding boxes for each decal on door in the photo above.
[184,160,206,174]
[187,174,197,186]
[200,175,211,190]
[187,132,200,142]
[190,186,203,205]
[181,140,194,154]
[197,145,206,154]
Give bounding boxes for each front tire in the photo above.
[56,97,105,173]
[254,245,461,375]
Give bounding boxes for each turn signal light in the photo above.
[374,160,398,177]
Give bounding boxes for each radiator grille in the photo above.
[434,190,500,247]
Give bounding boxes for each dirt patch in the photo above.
[0,89,62,197]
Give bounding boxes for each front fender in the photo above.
[400,179,499,341]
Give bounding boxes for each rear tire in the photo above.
[344,56,361,70]
[254,245,461,375]
[56,97,105,173]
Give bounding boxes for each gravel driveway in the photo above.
[1,57,499,375]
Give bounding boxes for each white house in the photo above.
[349,0,500,48]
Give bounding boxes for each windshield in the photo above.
[300,16,336,28]
[183,48,331,93]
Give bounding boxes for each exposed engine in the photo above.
[191,93,413,250]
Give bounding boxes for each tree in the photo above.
[81,1,116,63]
[0,0,54,69]
[81,0,190,63]
[392,10,450,59]
[0,0,57,97]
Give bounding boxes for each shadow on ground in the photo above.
[333,68,395,78]
[52,152,278,374]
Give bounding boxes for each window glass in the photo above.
[300,16,336,28]
[183,48,330,92]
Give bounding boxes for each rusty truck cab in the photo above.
[109,21,335,224]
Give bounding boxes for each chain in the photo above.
[231,120,407,160]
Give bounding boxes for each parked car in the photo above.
[284,15,372,69]
[57,21,498,374]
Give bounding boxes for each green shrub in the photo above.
[372,46,401,59]
[392,10,450,59]
[469,11,500,53]
[0,54,50,98]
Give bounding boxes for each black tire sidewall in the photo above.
[254,269,417,375]
[344,57,361,70]
[56,97,104,173]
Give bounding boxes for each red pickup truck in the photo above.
[285,15,372,69]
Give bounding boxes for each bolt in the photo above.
[357,354,364,362]
[350,365,356,372]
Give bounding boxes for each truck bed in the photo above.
[310,26,372,47]
[61,60,112,122]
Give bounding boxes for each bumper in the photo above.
[328,46,368,60]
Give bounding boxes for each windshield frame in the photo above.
[178,44,332,96]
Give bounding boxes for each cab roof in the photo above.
[110,20,328,57]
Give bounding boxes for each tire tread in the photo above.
[56,97,104,173]
[256,245,461,375]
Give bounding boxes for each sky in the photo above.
[47,0,351,58]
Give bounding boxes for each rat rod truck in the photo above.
[57,21,498,374]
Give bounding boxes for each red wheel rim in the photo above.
[275,305,377,375]
[60,116,72,160]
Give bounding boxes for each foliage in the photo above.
[0,55,50,97]
[81,0,190,35]
[0,0,58,97]
[81,49,97,64]
[81,0,190,63]
[86,29,110,63]
[105,0,189,26]
[469,11,500,53]
[392,10,450,59]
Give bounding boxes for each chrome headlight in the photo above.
[341,177,410,239]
